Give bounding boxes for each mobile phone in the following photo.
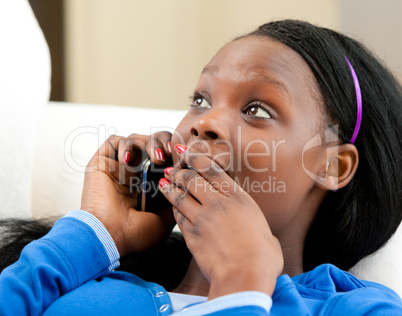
[136,157,173,213]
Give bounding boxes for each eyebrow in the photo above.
[251,72,290,98]
[202,66,290,98]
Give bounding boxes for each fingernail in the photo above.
[156,148,165,161]
[124,151,130,165]
[159,178,170,189]
[164,167,174,175]
[168,142,172,153]
[174,144,188,154]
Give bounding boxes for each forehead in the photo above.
[205,35,322,102]
[207,35,310,79]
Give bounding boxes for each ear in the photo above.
[316,144,359,191]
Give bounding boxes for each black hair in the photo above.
[245,20,402,271]
[1,20,401,281]
[0,218,54,271]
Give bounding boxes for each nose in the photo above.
[190,109,229,141]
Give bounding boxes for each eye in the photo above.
[191,94,211,109]
[243,103,271,119]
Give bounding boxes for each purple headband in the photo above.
[345,57,362,144]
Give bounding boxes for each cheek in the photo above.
[237,138,305,185]
[235,140,314,224]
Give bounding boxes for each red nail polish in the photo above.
[159,178,170,188]
[156,148,165,161]
[164,167,174,175]
[124,151,130,165]
[174,144,188,154]
[168,142,172,153]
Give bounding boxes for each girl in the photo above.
[1,19,401,315]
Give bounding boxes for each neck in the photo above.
[171,245,304,297]
[278,186,327,277]
[280,237,305,277]
[275,206,317,277]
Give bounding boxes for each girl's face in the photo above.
[171,36,329,239]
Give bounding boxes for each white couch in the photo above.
[1,0,401,300]
[0,0,50,218]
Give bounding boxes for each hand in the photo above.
[81,132,176,257]
[160,145,284,299]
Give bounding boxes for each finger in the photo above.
[173,145,235,193]
[125,132,169,165]
[96,135,125,161]
[152,131,173,158]
[119,134,170,188]
[159,178,199,224]
[119,133,173,194]
[115,137,148,188]
[172,206,192,231]
[123,134,149,167]
[86,135,125,176]
[164,167,217,203]
[123,133,172,170]
[145,133,172,165]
